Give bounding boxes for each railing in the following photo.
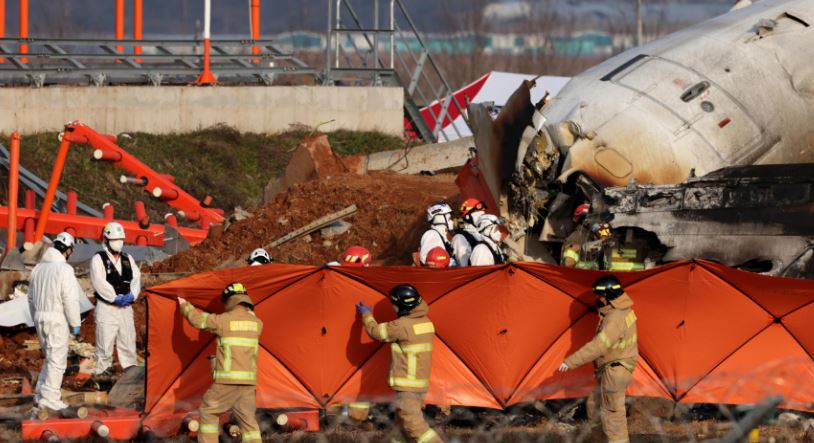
[0,37,318,87]
[324,0,470,143]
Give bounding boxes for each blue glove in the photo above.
[71,326,81,336]
[355,301,371,315]
[113,293,135,307]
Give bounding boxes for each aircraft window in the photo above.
[681,81,710,102]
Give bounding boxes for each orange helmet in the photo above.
[460,198,487,220]
[425,247,451,268]
[573,203,590,224]
[341,246,372,267]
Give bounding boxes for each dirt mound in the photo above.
[150,171,460,273]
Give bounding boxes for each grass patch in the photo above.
[0,126,405,225]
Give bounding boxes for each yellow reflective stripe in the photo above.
[609,261,645,271]
[378,323,390,341]
[242,431,262,442]
[612,248,638,259]
[388,377,429,388]
[417,429,439,443]
[224,345,232,371]
[598,331,637,349]
[407,353,417,380]
[562,249,579,262]
[390,343,433,353]
[198,312,209,329]
[625,311,637,328]
[199,423,219,433]
[213,370,257,381]
[229,320,258,332]
[218,337,259,346]
[412,322,435,335]
[576,261,598,269]
[349,402,370,409]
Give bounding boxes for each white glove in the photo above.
[177,297,187,306]
[558,362,569,373]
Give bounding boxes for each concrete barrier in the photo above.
[0,86,404,136]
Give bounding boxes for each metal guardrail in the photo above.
[0,38,318,87]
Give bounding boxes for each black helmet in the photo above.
[592,275,624,299]
[389,284,422,316]
[221,282,249,303]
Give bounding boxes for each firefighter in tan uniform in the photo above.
[355,284,443,443]
[177,282,263,443]
[559,275,638,443]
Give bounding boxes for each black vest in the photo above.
[95,251,133,303]
[432,229,455,257]
[455,229,480,249]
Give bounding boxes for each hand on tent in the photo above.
[177,297,187,307]
[355,301,371,315]
[558,362,569,373]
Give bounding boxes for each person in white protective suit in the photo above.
[450,198,487,267]
[246,248,272,266]
[469,214,508,266]
[90,222,141,376]
[27,232,82,412]
[419,203,457,266]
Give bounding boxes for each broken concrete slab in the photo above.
[320,220,352,239]
[108,365,145,409]
[364,136,473,174]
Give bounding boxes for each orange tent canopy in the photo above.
[143,261,814,435]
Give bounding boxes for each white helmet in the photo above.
[54,232,75,250]
[103,222,126,240]
[427,203,454,231]
[248,248,272,266]
[477,214,505,242]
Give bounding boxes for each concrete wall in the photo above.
[0,86,404,135]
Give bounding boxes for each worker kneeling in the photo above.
[559,275,638,443]
[177,283,263,443]
[356,285,443,443]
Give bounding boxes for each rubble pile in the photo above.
[151,171,460,273]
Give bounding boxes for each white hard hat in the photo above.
[426,203,453,222]
[103,222,126,240]
[54,232,75,249]
[248,248,272,265]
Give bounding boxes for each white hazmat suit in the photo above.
[27,247,82,411]
[90,246,141,374]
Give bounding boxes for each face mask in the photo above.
[109,239,124,252]
[446,216,455,231]
[489,227,502,243]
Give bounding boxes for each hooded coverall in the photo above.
[450,224,482,267]
[89,246,141,374]
[180,294,263,443]
[565,293,638,443]
[419,227,453,266]
[469,236,505,266]
[27,247,82,411]
[362,301,443,443]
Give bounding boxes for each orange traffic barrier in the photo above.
[33,137,71,245]
[5,132,19,251]
[102,203,115,220]
[143,261,814,436]
[18,0,27,63]
[66,191,77,215]
[151,187,179,201]
[93,148,123,162]
[195,0,217,85]
[0,0,5,63]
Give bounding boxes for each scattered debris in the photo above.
[320,220,352,239]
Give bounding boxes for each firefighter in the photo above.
[355,285,443,443]
[28,232,82,412]
[341,245,373,267]
[559,275,638,443]
[246,248,272,266]
[177,283,263,443]
[469,214,507,266]
[450,198,486,267]
[561,203,592,268]
[90,221,140,377]
[419,203,456,266]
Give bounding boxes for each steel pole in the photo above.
[19,0,28,62]
[194,0,216,84]
[134,0,143,60]
[250,0,260,62]
[116,0,125,53]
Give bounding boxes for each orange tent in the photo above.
[143,261,814,436]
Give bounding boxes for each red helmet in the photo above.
[341,246,372,267]
[425,247,451,268]
[573,203,590,224]
[460,198,487,217]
